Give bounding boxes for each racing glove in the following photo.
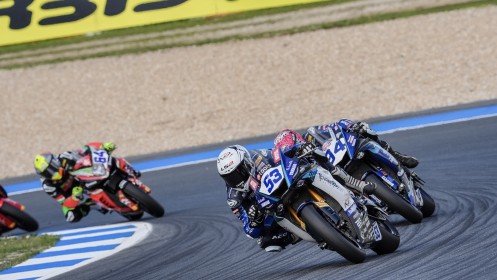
[63,204,90,223]
[248,204,264,228]
[350,121,377,137]
[297,142,315,158]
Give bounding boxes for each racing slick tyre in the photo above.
[419,188,436,217]
[121,211,144,221]
[0,203,39,232]
[300,204,366,264]
[372,218,400,255]
[123,183,164,218]
[365,175,423,224]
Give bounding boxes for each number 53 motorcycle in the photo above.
[69,145,164,221]
[0,184,39,235]
[255,149,400,263]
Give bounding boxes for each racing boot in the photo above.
[259,230,300,252]
[379,140,419,168]
[330,166,376,195]
[390,150,418,168]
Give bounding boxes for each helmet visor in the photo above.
[40,159,63,180]
[221,162,250,190]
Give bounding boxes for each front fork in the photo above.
[292,188,342,231]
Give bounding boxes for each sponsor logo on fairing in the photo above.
[347,135,356,146]
[272,149,281,163]
[317,172,340,190]
[259,165,269,176]
[227,199,238,208]
[381,176,395,187]
[322,141,332,151]
[257,196,270,207]
[260,149,268,157]
[249,178,259,191]
[288,163,297,176]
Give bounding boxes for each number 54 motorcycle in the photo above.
[307,125,436,224]
[0,184,39,236]
[255,149,400,264]
[69,145,164,221]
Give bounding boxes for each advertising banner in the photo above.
[0,0,326,46]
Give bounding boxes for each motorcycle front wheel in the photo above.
[365,175,423,224]
[0,203,39,232]
[419,188,436,217]
[123,183,165,218]
[371,218,400,255]
[300,204,366,264]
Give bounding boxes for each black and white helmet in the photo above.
[217,145,253,192]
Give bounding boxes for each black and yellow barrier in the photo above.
[0,0,325,47]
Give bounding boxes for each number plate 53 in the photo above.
[260,166,284,195]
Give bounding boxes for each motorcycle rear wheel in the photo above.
[123,183,165,218]
[300,204,366,264]
[0,203,38,232]
[365,175,423,224]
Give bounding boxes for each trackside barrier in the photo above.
[0,0,327,46]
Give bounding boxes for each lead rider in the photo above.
[304,119,419,169]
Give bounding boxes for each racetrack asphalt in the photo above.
[7,113,497,279]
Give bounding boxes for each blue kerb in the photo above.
[45,225,136,237]
[0,259,90,274]
[55,231,134,246]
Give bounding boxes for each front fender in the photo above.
[359,141,400,172]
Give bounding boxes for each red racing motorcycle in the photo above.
[70,145,165,221]
[0,185,39,235]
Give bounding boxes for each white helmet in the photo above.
[217,145,253,192]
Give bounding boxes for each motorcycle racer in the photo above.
[274,129,376,195]
[217,145,300,252]
[34,142,142,223]
[304,119,419,169]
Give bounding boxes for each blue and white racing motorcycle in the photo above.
[307,125,435,224]
[255,149,400,264]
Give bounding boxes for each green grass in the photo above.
[0,234,60,271]
[1,0,496,69]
